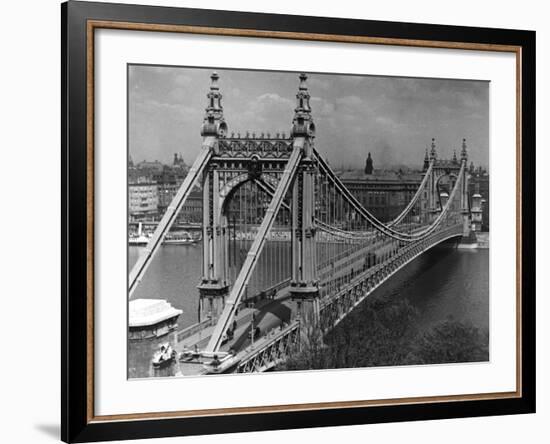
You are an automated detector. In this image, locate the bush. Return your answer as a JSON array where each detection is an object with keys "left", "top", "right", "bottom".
[
  {"left": 279, "top": 296, "right": 488, "bottom": 371},
  {"left": 406, "top": 318, "right": 489, "bottom": 365}
]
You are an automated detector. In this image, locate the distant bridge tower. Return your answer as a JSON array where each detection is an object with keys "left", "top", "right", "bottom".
[
  {"left": 460, "top": 138, "right": 471, "bottom": 236},
  {"left": 425, "top": 137, "right": 470, "bottom": 232},
  {"left": 289, "top": 74, "right": 320, "bottom": 324},
  {"left": 470, "top": 183, "right": 483, "bottom": 232},
  {"left": 198, "top": 72, "right": 230, "bottom": 321},
  {"left": 427, "top": 138, "right": 439, "bottom": 220},
  {"left": 423, "top": 148, "right": 430, "bottom": 171}
]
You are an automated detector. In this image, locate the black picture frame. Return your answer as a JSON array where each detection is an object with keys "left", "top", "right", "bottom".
[{"left": 61, "top": 1, "right": 536, "bottom": 442}]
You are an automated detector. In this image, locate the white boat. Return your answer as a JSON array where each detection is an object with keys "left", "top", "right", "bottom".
[
  {"left": 129, "top": 222, "right": 151, "bottom": 246},
  {"left": 163, "top": 231, "right": 196, "bottom": 245},
  {"left": 129, "top": 234, "right": 151, "bottom": 246},
  {"left": 457, "top": 242, "right": 479, "bottom": 250}
]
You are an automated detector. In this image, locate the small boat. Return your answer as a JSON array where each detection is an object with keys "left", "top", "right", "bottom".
[
  {"left": 163, "top": 231, "right": 196, "bottom": 245},
  {"left": 129, "top": 222, "right": 152, "bottom": 246},
  {"left": 179, "top": 349, "right": 200, "bottom": 362},
  {"left": 152, "top": 343, "right": 177, "bottom": 368},
  {"left": 129, "top": 234, "right": 151, "bottom": 246}
]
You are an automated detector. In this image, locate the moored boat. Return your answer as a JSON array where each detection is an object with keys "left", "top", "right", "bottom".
[
  {"left": 152, "top": 343, "right": 177, "bottom": 368},
  {"left": 129, "top": 234, "right": 151, "bottom": 246},
  {"left": 163, "top": 231, "right": 197, "bottom": 245},
  {"left": 129, "top": 222, "right": 152, "bottom": 246}
]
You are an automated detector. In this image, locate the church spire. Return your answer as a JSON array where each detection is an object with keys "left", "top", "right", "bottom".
[{"left": 365, "top": 152, "right": 373, "bottom": 175}]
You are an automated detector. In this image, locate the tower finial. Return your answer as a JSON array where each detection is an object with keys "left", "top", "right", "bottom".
[
  {"left": 423, "top": 147, "right": 430, "bottom": 171},
  {"left": 461, "top": 138, "right": 468, "bottom": 161},
  {"left": 201, "top": 71, "right": 228, "bottom": 137},
  {"left": 429, "top": 138, "right": 437, "bottom": 160},
  {"left": 291, "top": 73, "right": 315, "bottom": 138},
  {"left": 299, "top": 73, "right": 308, "bottom": 90},
  {"left": 210, "top": 71, "right": 219, "bottom": 90}
]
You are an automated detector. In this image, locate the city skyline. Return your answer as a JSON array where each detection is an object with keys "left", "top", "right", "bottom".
[{"left": 129, "top": 65, "right": 489, "bottom": 170}]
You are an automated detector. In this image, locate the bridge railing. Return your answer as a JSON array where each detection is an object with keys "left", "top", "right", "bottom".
[
  {"left": 236, "top": 320, "right": 300, "bottom": 373},
  {"left": 318, "top": 223, "right": 464, "bottom": 327},
  {"left": 176, "top": 317, "right": 214, "bottom": 343}
]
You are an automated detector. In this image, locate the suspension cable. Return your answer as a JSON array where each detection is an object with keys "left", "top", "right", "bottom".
[{"left": 314, "top": 149, "right": 465, "bottom": 242}]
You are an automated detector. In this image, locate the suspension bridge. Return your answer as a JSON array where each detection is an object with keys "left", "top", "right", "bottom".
[{"left": 129, "top": 72, "right": 473, "bottom": 375}]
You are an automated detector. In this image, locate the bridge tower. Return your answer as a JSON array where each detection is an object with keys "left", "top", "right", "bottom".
[
  {"left": 289, "top": 74, "right": 320, "bottom": 325},
  {"left": 197, "top": 72, "right": 230, "bottom": 321},
  {"left": 425, "top": 137, "right": 471, "bottom": 234},
  {"left": 427, "top": 138, "right": 439, "bottom": 221}
]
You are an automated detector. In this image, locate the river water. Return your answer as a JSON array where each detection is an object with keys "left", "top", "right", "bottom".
[
  {"left": 366, "top": 246, "right": 489, "bottom": 333},
  {"left": 129, "top": 243, "right": 488, "bottom": 377},
  {"left": 129, "top": 243, "right": 489, "bottom": 334}
]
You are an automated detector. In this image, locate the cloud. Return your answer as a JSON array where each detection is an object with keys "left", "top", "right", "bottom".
[
  {"left": 375, "top": 116, "right": 396, "bottom": 127},
  {"left": 308, "top": 77, "right": 331, "bottom": 90},
  {"left": 173, "top": 74, "right": 192, "bottom": 86},
  {"left": 255, "top": 93, "right": 294, "bottom": 108},
  {"left": 128, "top": 66, "right": 489, "bottom": 169},
  {"left": 227, "top": 93, "right": 295, "bottom": 134},
  {"left": 310, "top": 97, "right": 335, "bottom": 117},
  {"left": 335, "top": 95, "right": 364, "bottom": 108},
  {"left": 134, "top": 99, "right": 197, "bottom": 118}
]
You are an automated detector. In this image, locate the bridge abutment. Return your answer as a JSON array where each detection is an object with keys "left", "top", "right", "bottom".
[
  {"left": 291, "top": 286, "right": 320, "bottom": 324},
  {"left": 197, "top": 283, "right": 229, "bottom": 322}
]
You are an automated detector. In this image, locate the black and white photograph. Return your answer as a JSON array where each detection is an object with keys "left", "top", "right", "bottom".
[
  {"left": 127, "top": 66, "right": 490, "bottom": 379},
  {"left": 1, "top": 0, "right": 542, "bottom": 441}
]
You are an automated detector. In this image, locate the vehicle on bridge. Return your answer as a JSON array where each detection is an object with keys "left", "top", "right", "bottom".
[
  {"left": 248, "top": 326, "right": 261, "bottom": 341},
  {"left": 220, "top": 327, "right": 234, "bottom": 346}
]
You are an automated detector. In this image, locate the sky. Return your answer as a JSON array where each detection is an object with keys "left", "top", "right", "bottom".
[{"left": 128, "top": 65, "right": 489, "bottom": 170}]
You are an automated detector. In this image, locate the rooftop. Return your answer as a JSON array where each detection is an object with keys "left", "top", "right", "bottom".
[{"left": 338, "top": 169, "right": 424, "bottom": 183}]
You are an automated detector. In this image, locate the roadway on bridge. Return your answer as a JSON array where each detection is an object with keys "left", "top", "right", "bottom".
[{"left": 173, "top": 295, "right": 296, "bottom": 376}]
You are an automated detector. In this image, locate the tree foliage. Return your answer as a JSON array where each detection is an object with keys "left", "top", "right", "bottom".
[
  {"left": 407, "top": 318, "right": 489, "bottom": 365},
  {"left": 279, "top": 295, "right": 488, "bottom": 371}
]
